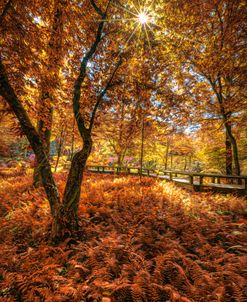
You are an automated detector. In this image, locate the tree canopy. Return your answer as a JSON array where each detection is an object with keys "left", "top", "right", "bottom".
[{"left": 0, "top": 0, "right": 246, "bottom": 239}]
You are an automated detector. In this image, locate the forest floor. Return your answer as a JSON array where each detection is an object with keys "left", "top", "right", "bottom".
[{"left": 0, "top": 172, "right": 246, "bottom": 302}]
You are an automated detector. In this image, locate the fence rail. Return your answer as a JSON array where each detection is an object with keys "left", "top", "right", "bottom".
[{"left": 85, "top": 165, "right": 247, "bottom": 195}]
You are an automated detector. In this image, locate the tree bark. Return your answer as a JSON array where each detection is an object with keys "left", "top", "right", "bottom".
[
  {"left": 61, "top": 136, "right": 92, "bottom": 231},
  {"left": 0, "top": 59, "right": 61, "bottom": 220},
  {"left": 117, "top": 153, "right": 122, "bottom": 167},
  {"left": 224, "top": 121, "right": 241, "bottom": 176},
  {"left": 207, "top": 76, "right": 241, "bottom": 176},
  {"left": 164, "top": 139, "right": 170, "bottom": 170},
  {"left": 140, "top": 112, "right": 145, "bottom": 173},
  {"left": 225, "top": 132, "right": 232, "bottom": 175},
  {"left": 70, "top": 117, "right": 75, "bottom": 161}
]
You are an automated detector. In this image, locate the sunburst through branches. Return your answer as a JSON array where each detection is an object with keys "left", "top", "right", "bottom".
[
  {"left": 138, "top": 12, "right": 149, "bottom": 24},
  {"left": 99, "top": 0, "right": 158, "bottom": 53}
]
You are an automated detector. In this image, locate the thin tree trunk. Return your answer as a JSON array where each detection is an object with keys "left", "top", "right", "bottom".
[
  {"left": 54, "top": 126, "right": 66, "bottom": 172},
  {"left": 225, "top": 132, "right": 232, "bottom": 175},
  {"left": 170, "top": 154, "right": 173, "bottom": 170},
  {"left": 224, "top": 121, "right": 240, "bottom": 176},
  {"left": 207, "top": 76, "right": 241, "bottom": 176},
  {"left": 184, "top": 157, "right": 187, "bottom": 171},
  {"left": 164, "top": 140, "right": 169, "bottom": 170},
  {"left": 188, "top": 155, "right": 191, "bottom": 171},
  {"left": 117, "top": 153, "right": 122, "bottom": 168},
  {"left": 140, "top": 112, "right": 145, "bottom": 173}
]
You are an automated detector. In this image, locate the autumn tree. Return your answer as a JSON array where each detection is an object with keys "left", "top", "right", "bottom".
[
  {"left": 159, "top": 0, "right": 247, "bottom": 175},
  {"left": 0, "top": 0, "right": 123, "bottom": 240},
  {"left": 96, "top": 98, "right": 139, "bottom": 167}
]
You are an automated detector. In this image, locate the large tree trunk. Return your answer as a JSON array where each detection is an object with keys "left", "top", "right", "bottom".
[{"left": 60, "top": 136, "right": 92, "bottom": 233}]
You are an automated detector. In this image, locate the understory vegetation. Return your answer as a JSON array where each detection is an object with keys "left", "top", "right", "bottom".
[{"left": 0, "top": 173, "right": 246, "bottom": 302}]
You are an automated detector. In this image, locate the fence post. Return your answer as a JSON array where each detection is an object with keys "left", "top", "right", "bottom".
[{"left": 244, "top": 178, "right": 247, "bottom": 190}]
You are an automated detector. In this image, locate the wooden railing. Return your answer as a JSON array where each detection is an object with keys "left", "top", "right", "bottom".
[{"left": 85, "top": 165, "right": 247, "bottom": 194}]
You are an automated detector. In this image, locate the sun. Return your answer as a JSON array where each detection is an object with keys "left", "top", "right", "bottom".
[
  {"left": 95, "top": 1, "right": 159, "bottom": 53},
  {"left": 138, "top": 12, "right": 149, "bottom": 24}
]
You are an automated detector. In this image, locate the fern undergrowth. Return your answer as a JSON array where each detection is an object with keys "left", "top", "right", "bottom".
[{"left": 0, "top": 173, "right": 246, "bottom": 302}]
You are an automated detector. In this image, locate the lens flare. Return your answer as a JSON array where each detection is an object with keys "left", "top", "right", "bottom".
[{"left": 138, "top": 12, "right": 148, "bottom": 24}]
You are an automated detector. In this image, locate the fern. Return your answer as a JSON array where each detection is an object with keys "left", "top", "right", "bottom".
[{"left": 1, "top": 173, "right": 247, "bottom": 301}]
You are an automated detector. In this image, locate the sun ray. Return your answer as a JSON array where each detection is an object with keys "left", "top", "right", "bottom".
[
  {"left": 146, "top": 22, "right": 156, "bottom": 36},
  {"left": 122, "top": 22, "right": 140, "bottom": 50},
  {"left": 110, "top": 1, "right": 138, "bottom": 18},
  {"left": 149, "top": 22, "right": 163, "bottom": 30},
  {"left": 143, "top": 0, "right": 150, "bottom": 11},
  {"left": 95, "top": 18, "right": 137, "bottom": 22},
  {"left": 115, "top": 21, "right": 140, "bottom": 59},
  {"left": 143, "top": 24, "right": 152, "bottom": 52},
  {"left": 129, "top": 0, "right": 141, "bottom": 15},
  {"left": 145, "top": 0, "right": 156, "bottom": 14},
  {"left": 136, "top": 0, "right": 142, "bottom": 11},
  {"left": 102, "top": 0, "right": 159, "bottom": 55}
]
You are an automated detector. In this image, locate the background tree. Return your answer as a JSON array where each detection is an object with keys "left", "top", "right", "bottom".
[{"left": 159, "top": 0, "right": 247, "bottom": 175}]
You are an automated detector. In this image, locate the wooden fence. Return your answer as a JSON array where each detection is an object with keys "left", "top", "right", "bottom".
[{"left": 85, "top": 165, "right": 247, "bottom": 196}]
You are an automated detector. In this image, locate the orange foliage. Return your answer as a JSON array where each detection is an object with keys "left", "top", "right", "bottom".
[{"left": 0, "top": 173, "right": 246, "bottom": 301}]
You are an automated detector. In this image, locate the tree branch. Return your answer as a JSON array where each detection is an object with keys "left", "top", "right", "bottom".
[
  {"left": 89, "top": 57, "right": 122, "bottom": 133},
  {"left": 0, "top": 0, "right": 12, "bottom": 26},
  {"left": 90, "top": 0, "right": 104, "bottom": 16},
  {"left": 73, "top": 3, "right": 109, "bottom": 141}
]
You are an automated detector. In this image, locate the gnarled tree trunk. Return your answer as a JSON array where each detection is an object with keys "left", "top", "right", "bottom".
[{"left": 1, "top": 0, "right": 119, "bottom": 243}]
